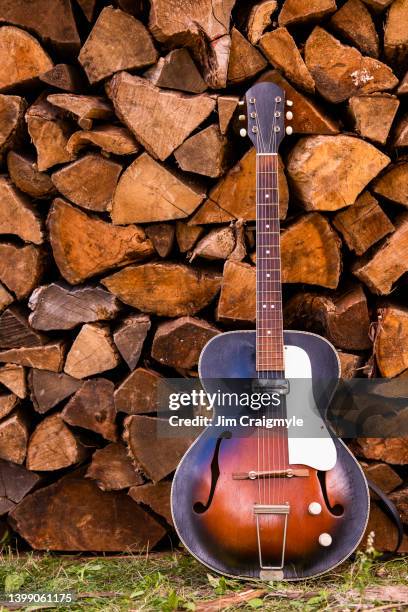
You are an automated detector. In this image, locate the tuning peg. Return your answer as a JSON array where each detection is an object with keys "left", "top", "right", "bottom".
[
  {"left": 239, "top": 114, "right": 246, "bottom": 121},
  {"left": 286, "top": 111, "right": 293, "bottom": 120},
  {"left": 286, "top": 100, "right": 293, "bottom": 107},
  {"left": 240, "top": 128, "right": 247, "bottom": 137},
  {"left": 286, "top": 126, "right": 293, "bottom": 135},
  {"left": 238, "top": 100, "right": 245, "bottom": 106}
]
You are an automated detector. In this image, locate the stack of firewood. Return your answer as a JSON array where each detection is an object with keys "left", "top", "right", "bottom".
[{"left": 0, "top": 0, "right": 407, "bottom": 553}]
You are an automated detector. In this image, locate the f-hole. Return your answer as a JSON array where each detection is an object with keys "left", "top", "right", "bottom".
[
  {"left": 193, "top": 431, "right": 232, "bottom": 514},
  {"left": 317, "top": 471, "right": 344, "bottom": 517}
]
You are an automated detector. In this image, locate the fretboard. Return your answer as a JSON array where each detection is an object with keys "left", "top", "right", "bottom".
[{"left": 256, "top": 153, "right": 284, "bottom": 373}]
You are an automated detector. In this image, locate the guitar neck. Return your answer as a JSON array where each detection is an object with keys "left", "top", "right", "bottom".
[{"left": 256, "top": 153, "right": 284, "bottom": 374}]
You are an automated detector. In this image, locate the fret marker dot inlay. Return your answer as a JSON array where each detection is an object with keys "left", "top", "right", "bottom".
[
  {"left": 263, "top": 305, "right": 266, "bottom": 308},
  {"left": 266, "top": 224, "right": 269, "bottom": 228},
  {"left": 266, "top": 250, "right": 270, "bottom": 254}
]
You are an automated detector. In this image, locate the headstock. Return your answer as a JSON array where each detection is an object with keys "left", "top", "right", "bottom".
[{"left": 238, "top": 82, "right": 294, "bottom": 154}]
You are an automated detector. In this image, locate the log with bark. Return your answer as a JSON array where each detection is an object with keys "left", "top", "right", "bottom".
[{"left": 0, "top": 0, "right": 405, "bottom": 554}]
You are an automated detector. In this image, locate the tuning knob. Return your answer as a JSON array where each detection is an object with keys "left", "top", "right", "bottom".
[
  {"left": 319, "top": 533, "right": 332, "bottom": 547},
  {"left": 286, "top": 111, "right": 293, "bottom": 120},
  {"left": 240, "top": 128, "right": 247, "bottom": 137},
  {"left": 238, "top": 100, "right": 245, "bottom": 106},
  {"left": 308, "top": 502, "right": 322, "bottom": 515},
  {"left": 286, "top": 100, "right": 294, "bottom": 107},
  {"left": 239, "top": 114, "right": 246, "bottom": 121},
  {"left": 286, "top": 126, "right": 293, "bottom": 135}
]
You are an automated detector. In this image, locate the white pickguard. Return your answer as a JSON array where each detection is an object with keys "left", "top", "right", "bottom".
[{"left": 284, "top": 345, "right": 337, "bottom": 471}]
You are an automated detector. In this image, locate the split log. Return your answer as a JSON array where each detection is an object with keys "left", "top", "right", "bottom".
[
  {"left": 0, "top": 306, "right": 46, "bottom": 348},
  {"left": 111, "top": 153, "right": 204, "bottom": 224},
  {"left": 190, "top": 149, "right": 288, "bottom": 224},
  {"left": 62, "top": 379, "right": 118, "bottom": 441},
  {"left": 26, "top": 97, "right": 75, "bottom": 171},
  {"left": 0, "top": 365, "right": 26, "bottom": 398},
  {"left": 217, "top": 96, "right": 239, "bottom": 135},
  {"left": 394, "top": 115, "right": 408, "bottom": 148},
  {"left": 283, "top": 285, "right": 371, "bottom": 350},
  {"left": 152, "top": 317, "right": 220, "bottom": 369},
  {"left": 333, "top": 191, "right": 394, "bottom": 255},
  {"left": 0, "top": 26, "right": 53, "bottom": 92},
  {"left": 51, "top": 154, "right": 122, "bottom": 212},
  {"left": 0, "top": 460, "right": 39, "bottom": 515},
  {"left": 217, "top": 261, "right": 256, "bottom": 324},
  {"left": 348, "top": 94, "right": 399, "bottom": 145},
  {"left": 384, "top": 0, "right": 408, "bottom": 66},
  {"left": 29, "top": 369, "right": 81, "bottom": 414},
  {"left": 198, "top": 34, "right": 231, "bottom": 90},
  {"left": 362, "top": 463, "right": 403, "bottom": 494},
  {"left": 305, "top": 27, "right": 398, "bottom": 104},
  {"left": 247, "top": 1, "right": 277, "bottom": 44},
  {"left": 7, "top": 151, "right": 56, "bottom": 199},
  {"left": 364, "top": 503, "right": 408, "bottom": 552},
  {"left": 374, "top": 305, "right": 408, "bottom": 377},
  {"left": 66, "top": 125, "right": 139, "bottom": 157},
  {"left": 259, "top": 70, "right": 340, "bottom": 135},
  {"left": 389, "top": 488, "right": 408, "bottom": 525},
  {"left": 47, "top": 94, "right": 113, "bottom": 130},
  {"left": 28, "top": 283, "right": 120, "bottom": 331},
  {"left": 0, "top": 95, "right": 25, "bottom": 161},
  {"left": 190, "top": 227, "right": 236, "bottom": 261},
  {"left": 0, "top": 243, "right": 44, "bottom": 299},
  {"left": 47, "top": 199, "right": 153, "bottom": 284},
  {"left": 108, "top": 72, "right": 216, "bottom": 161},
  {"left": 0, "top": 177, "right": 43, "bottom": 244},
  {"left": 0, "top": 284, "right": 13, "bottom": 313},
  {"left": 286, "top": 135, "right": 390, "bottom": 211},
  {"left": 227, "top": 27, "right": 267, "bottom": 85},
  {"left": 176, "top": 222, "right": 204, "bottom": 253},
  {"left": 0, "top": 412, "right": 28, "bottom": 464},
  {"left": 86, "top": 443, "right": 143, "bottom": 491},
  {"left": 0, "top": 342, "right": 65, "bottom": 371},
  {"left": 357, "top": 438, "right": 408, "bottom": 465},
  {"left": 9, "top": 473, "right": 166, "bottom": 551},
  {"left": 373, "top": 162, "right": 408, "bottom": 206},
  {"left": 330, "top": 0, "right": 379, "bottom": 58},
  {"left": 64, "top": 324, "right": 120, "bottom": 379},
  {"left": 144, "top": 49, "right": 206, "bottom": 93},
  {"left": 279, "top": 0, "right": 336, "bottom": 25},
  {"left": 76, "top": 0, "right": 97, "bottom": 21},
  {"left": 129, "top": 481, "right": 172, "bottom": 525},
  {"left": 26, "top": 414, "right": 87, "bottom": 471},
  {"left": 175, "top": 125, "right": 231, "bottom": 178},
  {"left": 0, "top": 0, "right": 80, "bottom": 55},
  {"left": 146, "top": 224, "right": 175, "bottom": 258},
  {"left": 113, "top": 314, "right": 150, "bottom": 371},
  {"left": 338, "top": 352, "right": 364, "bottom": 378},
  {"left": 281, "top": 214, "right": 341, "bottom": 289},
  {"left": 0, "top": 394, "right": 19, "bottom": 420},
  {"left": 39, "top": 64, "right": 86, "bottom": 93},
  {"left": 259, "top": 28, "right": 315, "bottom": 94},
  {"left": 362, "top": 0, "right": 393, "bottom": 10},
  {"left": 123, "top": 414, "right": 192, "bottom": 482},
  {"left": 353, "top": 214, "right": 408, "bottom": 294},
  {"left": 114, "top": 367, "right": 162, "bottom": 415},
  {"left": 148, "top": 0, "right": 233, "bottom": 46},
  {"left": 79, "top": 7, "right": 157, "bottom": 84},
  {"left": 102, "top": 263, "right": 221, "bottom": 317}
]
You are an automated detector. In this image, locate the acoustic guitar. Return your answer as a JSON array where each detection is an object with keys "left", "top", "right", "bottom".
[{"left": 171, "top": 81, "right": 370, "bottom": 580}]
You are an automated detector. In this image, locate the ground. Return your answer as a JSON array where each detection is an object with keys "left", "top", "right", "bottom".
[{"left": 0, "top": 547, "right": 407, "bottom": 611}]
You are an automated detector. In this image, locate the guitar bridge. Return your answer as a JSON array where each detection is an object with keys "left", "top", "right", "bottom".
[{"left": 254, "top": 503, "right": 290, "bottom": 570}]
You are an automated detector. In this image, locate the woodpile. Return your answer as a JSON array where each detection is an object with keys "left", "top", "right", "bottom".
[{"left": 0, "top": 0, "right": 407, "bottom": 554}]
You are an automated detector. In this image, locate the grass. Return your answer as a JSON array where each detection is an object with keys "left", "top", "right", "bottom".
[{"left": 0, "top": 545, "right": 406, "bottom": 611}]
